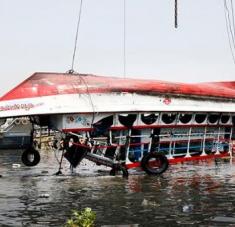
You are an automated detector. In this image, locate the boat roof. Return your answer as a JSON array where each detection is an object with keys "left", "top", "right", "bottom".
[{"left": 1, "top": 72, "right": 235, "bottom": 101}]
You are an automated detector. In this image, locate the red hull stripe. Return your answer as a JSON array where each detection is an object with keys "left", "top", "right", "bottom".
[
  {"left": 125, "top": 153, "right": 230, "bottom": 169},
  {"left": 1, "top": 72, "right": 235, "bottom": 101},
  {"left": 71, "top": 142, "right": 230, "bottom": 169}
]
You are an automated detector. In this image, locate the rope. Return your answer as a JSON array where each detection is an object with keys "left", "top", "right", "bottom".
[{"left": 70, "top": 0, "right": 83, "bottom": 74}]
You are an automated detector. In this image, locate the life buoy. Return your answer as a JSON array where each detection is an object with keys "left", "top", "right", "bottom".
[
  {"left": 21, "top": 147, "right": 41, "bottom": 166},
  {"left": 141, "top": 152, "right": 169, "bottom": 175}
]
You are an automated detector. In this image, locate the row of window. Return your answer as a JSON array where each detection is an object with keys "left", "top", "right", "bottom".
[
  {"left": 139, "top": 113, "right": 233, "bottom": 125},
  {"left": 94, "top": 112, "right": 235, "bottom": 129},
  {"left": 159, "top": 113, "right": 232, "bottom": 125}
]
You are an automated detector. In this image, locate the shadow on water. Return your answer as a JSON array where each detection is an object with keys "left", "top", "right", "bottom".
[{"left": 0, "top": 149, "right": 235, "bottom": 226}]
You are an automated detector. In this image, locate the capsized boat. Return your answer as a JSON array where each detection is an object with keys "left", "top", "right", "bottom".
[
  {"left": 1, "top": 72, "right": 235, "bottom": 117},
  {"left": 0, "top": 72, "right": 235, "bottom": 176}
]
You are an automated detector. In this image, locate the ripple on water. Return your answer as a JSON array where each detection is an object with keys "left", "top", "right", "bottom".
[{"left": 0, "top": 150, "right": 235, "bottom": 226}]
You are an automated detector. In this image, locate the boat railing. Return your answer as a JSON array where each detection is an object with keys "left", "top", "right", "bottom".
[{"left": 67, "top": 126, "right": 233, "bottom": 162}]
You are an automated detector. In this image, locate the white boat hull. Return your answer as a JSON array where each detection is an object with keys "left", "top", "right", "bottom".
[{"left": 0, "top": 92, "right": 235, "bottom": 119}]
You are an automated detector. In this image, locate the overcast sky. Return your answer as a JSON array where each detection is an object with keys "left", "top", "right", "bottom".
[{"left": 0, "top": 0, "right": 234, "bottom": 96}]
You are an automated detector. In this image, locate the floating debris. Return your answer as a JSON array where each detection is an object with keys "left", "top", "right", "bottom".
[
  {"left": 211, "top": 216, "right": 235, "bottom": 223},
  {"left": 39, "top": 193, "right": 50, "bottom": 198},
  {"left": 101, "top": 225, "right": 139, "bottom": 227},
  {"left": 182, "top": 204, "right": 194, "bottom": 213},
  {"left": 41, "top": 170, "right": 49, "bottom": 174},
  {"left": 141, "top": 199, "right": 148, "bottom": 206},
  {"left": 12, "top": 164, "right": 21, "bottom": 168},
  {"left": 141, "top": 198, "right": 160, "bottom": 207}
]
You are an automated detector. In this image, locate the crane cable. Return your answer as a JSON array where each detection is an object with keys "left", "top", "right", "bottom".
[
  {"left": 67, "top": 0, "right": 96, "bottom": 131},
  {"left": 175, "top": 0, "right": 178, "bottom": 28},
  {"left": 230, "top": 0, "right": 235, "bottom": 34},
  {"left": 224, "top": 0, "right": 235, "bottom": 47},
  {"left": 69, "top": 0, "right": 83, "bottom": 74},
  {"left": 123, "top": 0, "right": 126, "bottom": 78},
  {"left": 223, "top": 0, "right": 235, "bottom": 64}
]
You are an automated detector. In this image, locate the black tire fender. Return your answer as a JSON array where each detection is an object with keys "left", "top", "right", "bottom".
[
  {"left": 141, "top": 152, "right": 169, "bottom": 175},
  {"left": 21, "top": 147, "right": 41, "bottom": 166}
]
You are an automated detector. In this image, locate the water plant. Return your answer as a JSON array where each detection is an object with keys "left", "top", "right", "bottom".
[{"left": 65, "top": 208, "right": 96, "bottom": 227}]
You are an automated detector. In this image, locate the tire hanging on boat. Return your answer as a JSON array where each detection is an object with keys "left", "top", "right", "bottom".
[
  {"left": 21, "top": 147, "right": 41, "bottom": 166},
  {"left": 141, "top": 152, "right": 169, "bottom": 175}
]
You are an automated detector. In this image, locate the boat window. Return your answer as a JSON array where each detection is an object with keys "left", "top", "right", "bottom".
[
  {"left": 179, "top": 114, "right": 192, "bottom": 124},
  {"left": 36, "top": 115, "right": 51, "bottom": 127},
  {"left": 118, "top": 114, "right": 137, "bottom": 127},
  {"left": 195, "top": 114, "right": 207, "bottom": 124},
  {"left": 221, "top": 115, "right": 230, "bottom": 124},
  {"left": 232, "top": 116, "right": 235, "bottom": 125},
  {"left": 128, "top": 129, "right": 142, "bottom": 162},
  {"left": 111, "top": 130, "right": 126, "bottom": 144},
  {"left": 224, "top": 127, "right": 231, "bottom": 139},
  {"left": 161, "top": 113, "right": 177, "bottom": 124},
  {"left": 92, "top": 115, "right": 113, "bottom": 136},
  {"left": 208, "top": 114, "right": 219, "bottom": 124},
  {"left": 151, "top": 128, "right": 160, "bottom": 152},
  {"left": 141, "top": 113, "right": 158, "bottom": 125}
]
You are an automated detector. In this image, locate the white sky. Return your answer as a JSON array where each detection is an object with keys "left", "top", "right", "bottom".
[{"left": 0, "top": 0, "right": 235, "bottom": 96}]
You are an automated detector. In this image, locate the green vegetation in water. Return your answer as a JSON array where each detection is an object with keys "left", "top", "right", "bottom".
[{"left": 65, "top": 208, "right": 96, "bottom": 227}]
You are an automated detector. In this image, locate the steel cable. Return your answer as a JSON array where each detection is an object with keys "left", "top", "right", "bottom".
[
  {"left": 70, "top": 0, "right": 83, "bottom": 73},
  {"left": 224, "top": 0, "right": 235, "bottom": 64}
]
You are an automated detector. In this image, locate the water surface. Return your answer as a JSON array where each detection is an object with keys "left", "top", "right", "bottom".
[{"left": 0, "top": 150, "right": 235, "bottom": 226}]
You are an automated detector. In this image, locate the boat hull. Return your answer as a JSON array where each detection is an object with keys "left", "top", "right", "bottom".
[{"left": 0, "top": 92, "right": 234, "bottom": 119}]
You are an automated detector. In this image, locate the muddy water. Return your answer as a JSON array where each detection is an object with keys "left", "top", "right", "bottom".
[{"left": 0, "top": 150, "right": 235, "bottom": 227}]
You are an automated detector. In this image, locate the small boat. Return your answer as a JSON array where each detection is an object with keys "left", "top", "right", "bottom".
[{"left": 0, "top": 118, "right": 32, "bottom": 149}]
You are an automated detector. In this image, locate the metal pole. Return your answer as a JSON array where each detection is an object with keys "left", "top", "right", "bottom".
[
  {"left": 125, "top": 129, "right": 132, "bottom": 163},
  {"left": 215, "top": 127, "right": 221, "bottom": 155},
  {"left": 168, "top": 129, "right": 174, "bottom": 159},
  {"left": 201, "top": 126, "right": 207, "bottom": 156},
  {"left": 185, "top": 127, "right": 192, "bottom": 157},
  {"left": 148, "top": 129, "right": 154, "bottom": 153},
  {"left": 229, "top": 127, "right": 233, "bottom": 158},
  {"left": 172, "top": 141, "right": 176, "bottom": 157},
  {"left": 168, "top": 140, "right": 174, "bottom": 159}
]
